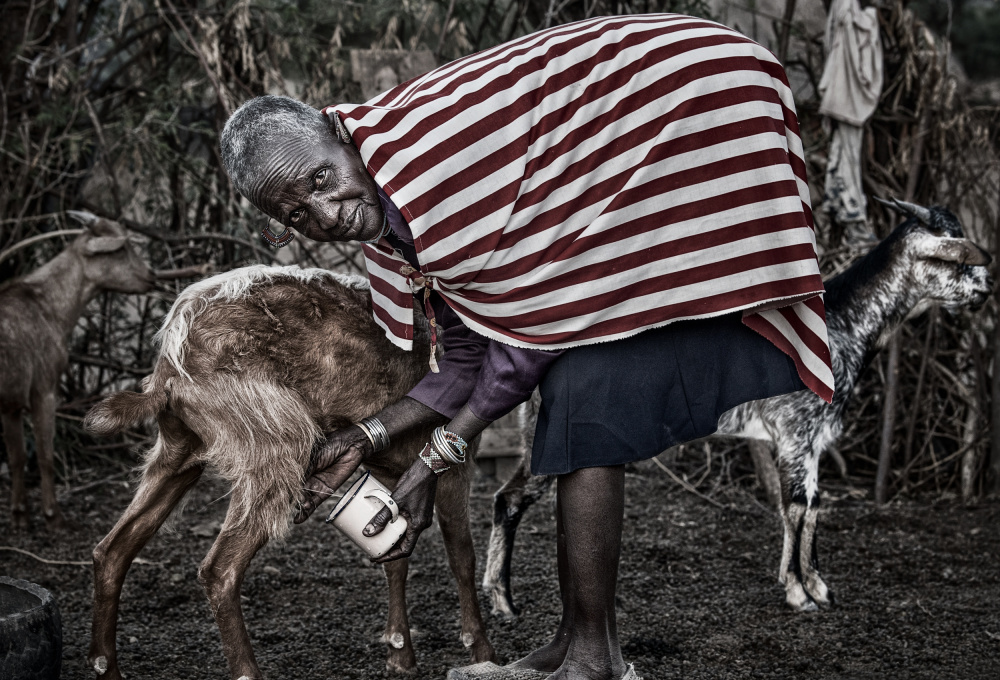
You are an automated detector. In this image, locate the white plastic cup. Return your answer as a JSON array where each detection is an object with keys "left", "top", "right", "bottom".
[{"left": 326, "top": 471, "right": 407, "bottom": 559}]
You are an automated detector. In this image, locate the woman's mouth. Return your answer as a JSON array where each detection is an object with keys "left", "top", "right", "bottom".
[{"left": 346, "top": 204, "right": 363, "bottom": 237}]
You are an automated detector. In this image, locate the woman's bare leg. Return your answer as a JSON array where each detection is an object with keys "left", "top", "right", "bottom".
[
  {"left": 514, "top": 465, "right": 627, "bottom": 680},
  {"left": 509, "top": 482, "right": 572, "bottom": 672}
]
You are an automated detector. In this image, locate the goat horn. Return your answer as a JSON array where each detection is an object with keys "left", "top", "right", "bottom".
[
  {"left": 66, "top": 210, "right": 99, "bottom": 227},
  {"left": 873, "top": 197, "right": 932, "bottom": 226}
]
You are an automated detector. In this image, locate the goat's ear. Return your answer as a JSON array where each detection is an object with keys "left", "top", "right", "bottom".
[
  {"left": 84, "top": 236, "right": 128, "bottom": 255},
  {"left": 873, "top": 197, "right": 932, "bottom": 226},
  {"left": 917, "top": 237, "right": 992, "bottom": 266}
]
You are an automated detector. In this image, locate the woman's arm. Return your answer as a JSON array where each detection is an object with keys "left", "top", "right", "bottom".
[
  {"left": 294, "top": 299, "right": 486, "bottom": 523},
  {"left": 365, "top": 343, "right": 563, "bottom": 563},
  {"left": 364, "top": 404, "right": 491, "bottom": 563},
  {"left": 293, "top": 397, "right": 446, "bottom": 523}
]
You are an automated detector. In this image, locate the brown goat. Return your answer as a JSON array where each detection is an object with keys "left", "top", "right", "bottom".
[
  {"left": 0, "top": 211, "right": 154, "bottom": 529},
  {"left": 84, "top": 265, "right": 495, "bottom": 679}
]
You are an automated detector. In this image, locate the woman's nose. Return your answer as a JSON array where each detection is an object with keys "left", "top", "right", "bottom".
[{"left": 314, "top": 199, "right": 342, "bottom": 226}]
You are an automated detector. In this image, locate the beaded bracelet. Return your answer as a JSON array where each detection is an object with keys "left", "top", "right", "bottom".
[
  {"left": 355, "top": 416, "right": 390, "bottom": 453},
  {"left": 418, "top": 442, "right": 451, "bottom": 475}
]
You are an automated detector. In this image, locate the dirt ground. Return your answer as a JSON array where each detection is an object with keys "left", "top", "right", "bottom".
[{"left": 2, "top": 459, "right": 1000, "bottom": 680}]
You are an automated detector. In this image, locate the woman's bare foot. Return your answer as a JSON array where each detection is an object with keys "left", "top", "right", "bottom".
[{"left": 508, "top": 629, "right": 570, "bottom": 673}]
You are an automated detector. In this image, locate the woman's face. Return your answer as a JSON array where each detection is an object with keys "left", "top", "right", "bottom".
[{"left": 249, "top": 130, "right": 385, "bottom": 243}]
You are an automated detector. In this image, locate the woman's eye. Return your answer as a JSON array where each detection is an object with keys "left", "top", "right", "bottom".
[
  {"left": 289, "top": 209, "right": 304, "bottom": 224},
  {"left": 315, "top": 168, "right": 328, "bottom": 187}
]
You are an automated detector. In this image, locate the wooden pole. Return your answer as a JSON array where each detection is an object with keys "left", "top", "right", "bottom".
[
  {"left": 778, "top": 0, "right": 798, "bottom": 65},
  {"left": 989, "top": 170, "right": 1000, "bottom": 495},
  {"left": 875, "top": 115, "right": 928, "bottom": 504},
  {"left": 875, "top": 337, "right": 900, "bottom": 504},
  {"left": 748, "top": 441, "right": 782, "bottom": 508}
]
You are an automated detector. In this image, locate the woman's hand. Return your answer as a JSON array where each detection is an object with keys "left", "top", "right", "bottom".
[
  {"left": 294, "top": 426, "right": 371, "bottom": 523},
  {"left": 364, "top": 455, "right": 438, "bottom": 563}
]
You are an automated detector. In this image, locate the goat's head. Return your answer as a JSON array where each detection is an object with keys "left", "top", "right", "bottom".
[
  {"left": 67, "top": 211, "right": 156, "bottom": 294},
  {"left": 877, "top": 198, "right": 993, "bottom": 314}
]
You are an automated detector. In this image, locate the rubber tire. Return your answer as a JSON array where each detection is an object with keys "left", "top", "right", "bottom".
[{"left": 0, "top": 576, "right": 62, "bottom": 679}]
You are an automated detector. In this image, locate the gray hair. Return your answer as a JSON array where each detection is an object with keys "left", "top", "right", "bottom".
[{"left": 220, "top": 95, "right": 329, "bottom": 205}]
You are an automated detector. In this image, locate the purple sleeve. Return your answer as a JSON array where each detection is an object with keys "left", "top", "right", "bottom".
[
  {"left": 466, "top": 342, "right": 563, "bottom": 422},
  {"left": 406, "top": 295, "right": 563, "bottom": 421},
  {"left": 406, "top": 297, "right": 489, "bottom": 418}
]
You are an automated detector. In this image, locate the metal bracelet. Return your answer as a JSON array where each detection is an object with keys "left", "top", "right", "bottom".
[
  {"left": 431, "top": 428, "right": 460, "bottom": 464},
  {"left": 356, "top": 416, "right": 390, "bottom": 453},
  {"left": 432, "top": 426, "right": 467, "bottom": 465},
  {"left": 418, "top": 442, "right": 450, "bottom": 475},
  {"left": 355, "top": 420, "right": 377, "bottom": 451}
]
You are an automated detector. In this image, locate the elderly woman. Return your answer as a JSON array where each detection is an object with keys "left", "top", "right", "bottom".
[{"left": 220, "top": 14, "right": 832, "bottom": 680}]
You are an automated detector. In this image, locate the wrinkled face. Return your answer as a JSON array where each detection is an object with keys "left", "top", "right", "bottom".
[{"left": 249, "top": 130, "right": 385, "bottom": 243}]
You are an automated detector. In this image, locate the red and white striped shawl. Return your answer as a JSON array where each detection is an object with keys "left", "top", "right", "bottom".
[{"left": 324, "top": 14, "right": 835, "bottom": 402}]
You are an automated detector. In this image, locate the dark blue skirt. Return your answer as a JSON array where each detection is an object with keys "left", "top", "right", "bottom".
[{"left": 530, "top": 312, "right": 805, "bottom": 475}]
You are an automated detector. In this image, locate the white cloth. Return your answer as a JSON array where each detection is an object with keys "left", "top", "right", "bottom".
[
  {"left": 823, "top": 122, "right": 867, "bottom": 225},
  {"left": 818, "top": 0, "right": 883, "bottom": 126}
]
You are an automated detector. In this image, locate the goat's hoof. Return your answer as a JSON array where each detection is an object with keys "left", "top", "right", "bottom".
[
  {"left": 489, "top": 595, "right": 520, "bottom": 621},
  {"left": 469, "top": 640, "right": 498, "bottom": 664},
  {"left": 803, "top": 578, "right": 832, "bottom": 608},
  {"left": 809, "top": 593, "right": 832, "bottom": 609},
  {"left": 790, "top": 598, "right": 819, "bottom": 613},
  {"left": 385, "top": 643, "right": 417, "bottom": 674},
  {"left": 784, "top": 584, "right": 819, "bottom": 612},
  {"left": 11, "top": 509, "right": 29, "bottom": 531},
  {"left": 385, "top": 655, "right": 417, "bottom": 675},
  {"left": 45, "top": 511, "right": 75, "bottom": 532}
]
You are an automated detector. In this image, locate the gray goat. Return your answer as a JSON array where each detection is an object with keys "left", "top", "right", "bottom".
[
  {"left": 483, "top": 200, "right": 993, "bottom": 615},
  {"left": 84, "top": 266, "right": 495, "bottom": 679},
  {"left": 0, "top": 212, "right": 155, "bottom": 529}
]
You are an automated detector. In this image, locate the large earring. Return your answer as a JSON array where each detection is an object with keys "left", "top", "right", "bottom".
[
  {"left": 262, "top": 219, "right": 295, "bottom": 248},
  {"left": 333, "top": 114, "right": 352, "bottom": 144}
]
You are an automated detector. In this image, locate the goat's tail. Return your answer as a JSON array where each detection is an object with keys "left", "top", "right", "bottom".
[{"left": 84, "top": 372, "right": 170, "bottom": 437}]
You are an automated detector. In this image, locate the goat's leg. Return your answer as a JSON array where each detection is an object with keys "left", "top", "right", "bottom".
[
  {"left": 198, "top": 497, "right": 270, "bottom": 680},
  {"left": 777, "top": 449, "right": 830, "bottom": 611},
  {"left": 796, "top": 500, "right": 831, "bottom": 606},
  {"left": 779, "top": 499, "right": 831, "bottom": 611},
  {"left": 381, "top": 557, "right": 417, "bottom": 673},
  {"left": 778, "top": 502, "right": 816, "bottom": 611},
  {"left": 30, "top": 391, "right": 64, "bottom": 528},
  {"left": 89, "top": 461, "right": 204, "bottom": 679},
  {"left": 483, "top": 455, "right": 554, "bottom": 618},
  {"left": 437, "top": 476, "right": 497, "bottom": 664},
  {"left": 2, "top": 412, "right": 29, "bottom": 530}
]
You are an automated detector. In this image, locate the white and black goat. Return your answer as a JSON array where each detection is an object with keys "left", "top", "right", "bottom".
[
  {"left": 84, "top": 266, "right": 495, "bottom": 679},
  {"left": 483, "top": 200, "right": 993, "bottom": 614},
  {"left": 0, "top": 212, "right": 155, "bottom": 529}
]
